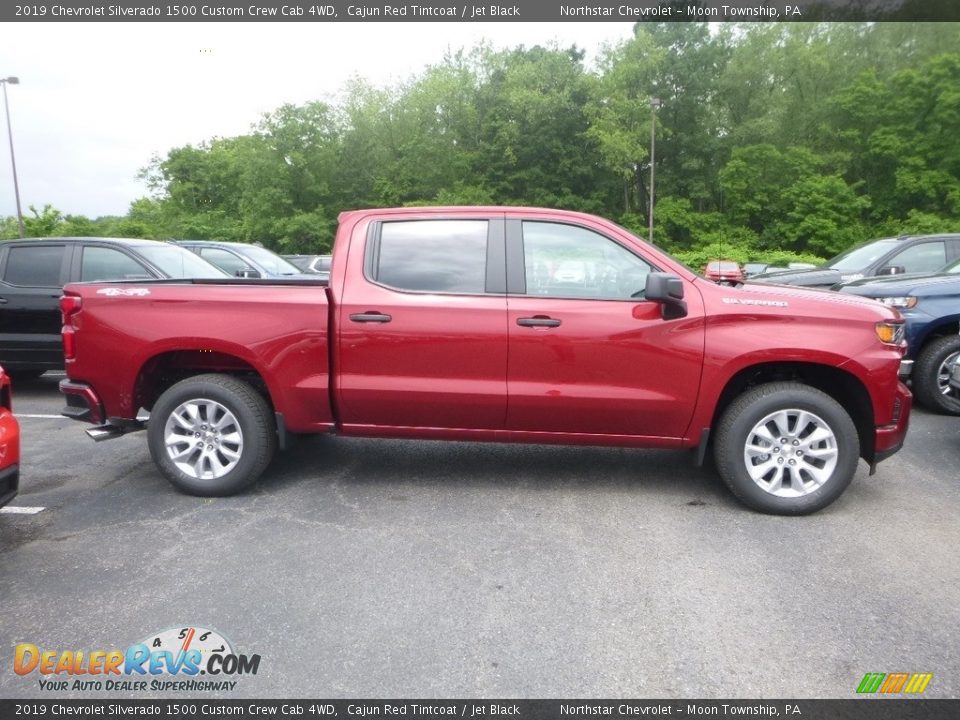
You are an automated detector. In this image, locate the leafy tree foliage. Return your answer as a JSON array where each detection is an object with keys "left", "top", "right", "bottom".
[{"left": 4, "top": 23, "right": 960, "bottom": 270}]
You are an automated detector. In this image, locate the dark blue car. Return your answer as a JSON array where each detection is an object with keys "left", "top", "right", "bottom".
[{"left": 839, "top": 259, "right": 960, "bottom": 414}]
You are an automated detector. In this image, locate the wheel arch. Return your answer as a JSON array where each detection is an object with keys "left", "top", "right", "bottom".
[
  {"left": 133, "top": 349, "right": 275, "bottom": 418},
  {"left": 912, "top": 317, "right": 960, "bottom": 353},
  {"left": 709, "top": 362, "right": 875, "bottom": 462}
]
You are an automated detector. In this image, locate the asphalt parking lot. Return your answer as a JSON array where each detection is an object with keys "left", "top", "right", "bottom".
[{"left": 1, "top": 372, "right": 959, "bottom": 700}]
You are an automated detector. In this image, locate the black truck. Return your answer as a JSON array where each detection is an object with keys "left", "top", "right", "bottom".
[{"left": 0, "top": 237, "right": 226, "bottom": 379}]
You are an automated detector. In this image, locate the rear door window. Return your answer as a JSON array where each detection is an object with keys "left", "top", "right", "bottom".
[
  {"left": 372, "top": 220, "right": 489, "bottom": 294},
  {"left": 3, "top": 244, "right": 67, "bottom": 287}
]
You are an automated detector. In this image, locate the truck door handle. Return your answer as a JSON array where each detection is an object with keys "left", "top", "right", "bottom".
[
  {"left": 350, "top": 312, "right": 392, "bottom": 323},
  {"left": 0, "top": 297, "right": 7, "bottom": 304},
  {"left": 517, "top": 316, "right": 561, "bottom": 328}
]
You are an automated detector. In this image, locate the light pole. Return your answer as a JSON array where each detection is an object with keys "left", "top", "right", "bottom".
[
  {"left": 648, "top": 97, "right": 661, "bottom": 244},
  {"left": 1, "top": 76, "right": 24, "bottom": 238}
]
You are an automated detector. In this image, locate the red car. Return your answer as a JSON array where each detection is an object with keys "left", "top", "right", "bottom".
[
  {"left": 0, "top": 366, "right": 20, "bottom": 508},
  {"left": 703, "top": 260, "right": 745, "bottom": 285}
]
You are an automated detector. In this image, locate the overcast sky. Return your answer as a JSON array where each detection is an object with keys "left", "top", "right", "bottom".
[{"left": 0, "top": 22, "right": 635, "bottom": 219}]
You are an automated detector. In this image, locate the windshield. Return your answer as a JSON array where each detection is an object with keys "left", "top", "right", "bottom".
[
  {"left": 707, "top": 261, "right": 740, "bottom": 271},
  {"left": 827, "top": 238, "right": 900, "bottom": 272},
  {"left": 136, "top": 245, "right": 230, "bottom": 279},
  {"left": 240, "top": 246, "right": 302, "bottom": 276}
]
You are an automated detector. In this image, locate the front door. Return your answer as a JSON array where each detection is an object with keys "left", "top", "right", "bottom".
[{"left": 505, "top": 219, "right": 705, "bottom": 440}]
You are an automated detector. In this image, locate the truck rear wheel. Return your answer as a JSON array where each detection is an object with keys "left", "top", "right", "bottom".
[
  {"left": 713, "top": 383, "right": 859, "bottom": 515},
  {"left": 147, "top": 374, "right": 276, "bottom": 496},
  {"left": 912, "top": 335, "right": 960, "bottom": 415}
]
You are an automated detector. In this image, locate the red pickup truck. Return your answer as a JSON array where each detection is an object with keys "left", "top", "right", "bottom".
[{"left": 60, "top": 207, "right": 911, "bottom": 515}]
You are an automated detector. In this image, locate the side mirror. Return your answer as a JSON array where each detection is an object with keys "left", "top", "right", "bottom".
[
  {"left": 877, "top": 265, "right": 905, "bottom": 276},
  {"left": 236, "top": 267, "right": 261, "bottom": 279},
  {"left": 645, "top": 272, "right": 687, "bottom": 320}
]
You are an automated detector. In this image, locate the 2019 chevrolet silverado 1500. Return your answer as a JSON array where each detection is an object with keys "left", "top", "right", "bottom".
[{"left": 59, "top": 207, "right": 912, "bottom": 515}]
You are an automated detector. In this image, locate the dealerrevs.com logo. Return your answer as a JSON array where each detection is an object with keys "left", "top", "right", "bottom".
[{"left": 14, "top": 626, "right": 261, "bottom": 692}]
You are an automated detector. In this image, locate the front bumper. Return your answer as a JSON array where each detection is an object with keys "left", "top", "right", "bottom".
[{"left": 873, "top": 381, "right": 912, "bottom": 468}]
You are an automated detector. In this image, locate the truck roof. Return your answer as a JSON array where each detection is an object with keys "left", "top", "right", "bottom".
[{"left": 336, "top": 206, "right": 605, "bottom": 223}]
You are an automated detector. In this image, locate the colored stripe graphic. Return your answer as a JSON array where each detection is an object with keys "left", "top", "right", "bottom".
[
  {"left": 880, "top": 672, "right": 909, "bottom": 693},
  {"left": 904, "top": 673, "right": 933, "bottom": 694},
  {"left": 857, "top": 672, "right": 932, "bottom": 694},
  {"left": 857, "top": 673, "right": 885, "bottom": 693}
]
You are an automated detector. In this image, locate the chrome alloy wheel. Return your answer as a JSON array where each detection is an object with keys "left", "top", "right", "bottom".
[
  {"left": 742, "top": 409, "right": 839, "bottom": 498},
  {"left": 163, "top": 398, "right": 243, "bottom": 480},
  {"left": 937, "top": 350, "right": 960, "bottom": 396}
]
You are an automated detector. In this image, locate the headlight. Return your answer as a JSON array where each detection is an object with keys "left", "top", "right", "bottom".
[
  {"left": 876, "top": 322, "right": 906, "bottom": 345},
  {"left": 873, "top": 296, "right": 917, "bottom": 309}
]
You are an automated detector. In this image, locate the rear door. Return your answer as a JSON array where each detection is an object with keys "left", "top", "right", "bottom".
[
  {"left": 0, "top": 242, "right": 71, "bottom": 368},
  {"left": 336, "top": 214, "right": 508, "bottom": 430},
  {"left": 505, "top": 218, "right": 705, "bottom": 440}
]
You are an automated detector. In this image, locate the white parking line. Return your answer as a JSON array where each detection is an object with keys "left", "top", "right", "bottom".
[
  {"left": 0, "top": 506, "right": 46, "bottom": 514},
  {"left": 16, "top": 414, "right": 67, "bottom": 419}
]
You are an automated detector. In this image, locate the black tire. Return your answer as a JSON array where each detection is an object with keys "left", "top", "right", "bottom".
[
  {"left": 147, "top": 374, "right": 276, "bottom": 496},
  {"left": 912, "top": 335, "right": 960, "bottom": 415},
  {"left": 713, "top": 382, "right": 860, "bottom": 515}
]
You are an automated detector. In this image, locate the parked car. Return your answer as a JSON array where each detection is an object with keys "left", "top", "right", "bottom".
[
  {"left": 831, "top": 256, "right": 958, "bottom": 289},
  {"left": 753, "top": 234, "right": 960, "bottom": 288},
  {"left": 284, "top": 254, "right": 332, "bottom": 279},
  {"left": 0, "top": 237, "right": 228, "bottom": 380},
  {"left": 552, "top": 260, "right": 588, "bottom": 284},
  {"left": 179, "top": 241, "right": 302, "bottom": 278},
  {"left": 743, "top": 262, "right": 769, "bottom": 278},
  {"left": 702, "top": 260, "right": 745, "bottom": 285},
  {"left": 0, "top": 365, "right": 20, "bottom": 508},
  {"left": 60, "top": 206, "right": 910, "bottom": 515},
  {"left": 838, "top": 258, "right": 960, "bottom": 414}
]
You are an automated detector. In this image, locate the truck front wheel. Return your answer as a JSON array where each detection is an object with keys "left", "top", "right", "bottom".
[
  {"left": 147, "top": 374, "right": 276, "bottom": 496},
  {"left": 713, "top": 383, "right": 860, "bottom": 515}
]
